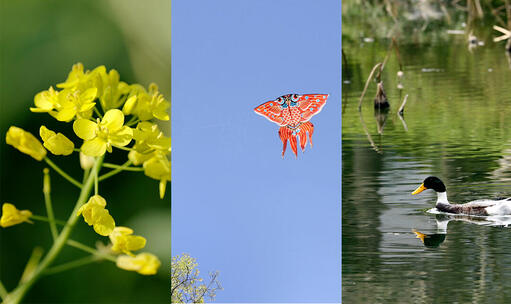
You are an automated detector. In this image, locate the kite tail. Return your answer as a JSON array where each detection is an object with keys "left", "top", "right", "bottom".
[
  {"left": 278, "top": 122, "right": 314, "bottom": 158},
  {"left": 299, "top": 122, "right": 314, "bottom": 150},
  {"left": 278, "top": 127, "right": 293, "bottom": 158}
]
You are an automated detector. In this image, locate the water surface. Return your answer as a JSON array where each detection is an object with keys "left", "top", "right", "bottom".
[{"left": 342, "top": 33, "right": 511, "bottom": 303}]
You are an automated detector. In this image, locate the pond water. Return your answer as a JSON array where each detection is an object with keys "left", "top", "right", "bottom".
[{"left": 342, "top": 32, "right": 511, "bottom": 303}]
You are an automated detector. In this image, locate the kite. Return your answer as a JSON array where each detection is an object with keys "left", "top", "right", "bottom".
[{"left": 254, "top": 93, "right": 328, "bottom": 158}]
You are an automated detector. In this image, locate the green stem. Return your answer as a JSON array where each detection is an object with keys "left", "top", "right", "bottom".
[
  {"left": 125, "top": 117, "right": 139, "bottom": 127},
  {"left": 102, "top": 163, "right": 144, "bottom": 171},
  {"left": 43, "top": 169, "right": 58, "bottom": 241},
  {"left": 44, "top": 157, "right": 82, "bottom": 189},
  {"left": 43, "top": 256, "right": 100, "bottom": 276},
  {"left": 94, "top": 107, "right": 103, "bottom": 119},
  {"left": 67, "top": 240, "right": 117, "bottom": 263},
  {"left": 94, "top": 168, "right": 98, "bottom": 195},
  {"left": 4, "top": 156, "right": 104, "bottom": 304},
  {"left": 0, "top": 280, "right": 8, "bottom": 300},
  {"left": 98, "top": 160, "right": 133, "bottom": 181},
  {"left": 19, "top": 247, "right": 44, "bottom": 284},
  {"left": 83, "top": 168, "right": 91, "bottom": 184},
  {"left": 112, "top": 145, "right": 134, "bottom": 152},
  {"left": 30, "top": 215, "right": 66, "bottom": 226}
]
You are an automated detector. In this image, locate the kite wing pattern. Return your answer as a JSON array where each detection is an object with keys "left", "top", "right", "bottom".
[
  {"left": 254, "top": 99, "right": 285, "bottom": 126},
  {"left": 254, "top": 93, "right": 328, "bottom": 158},
  {"left": 298, "top": 94, "right": 328, "bottom": 122}
]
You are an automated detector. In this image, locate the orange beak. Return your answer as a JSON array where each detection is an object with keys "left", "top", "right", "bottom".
[
  {"left": 412, "top": 229, "right": 427, "bottom": 243},
  {"left": 412, "top": 183, "right": 427, "bottom": 195}
]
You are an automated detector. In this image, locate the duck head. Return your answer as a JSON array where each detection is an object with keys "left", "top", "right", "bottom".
[{"left": 412, "top": 176, "right": 446, "bottom": 194}]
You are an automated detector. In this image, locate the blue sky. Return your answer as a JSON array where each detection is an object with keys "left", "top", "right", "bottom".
[{"left": 172, "top": 1, "right": 340, "bottom": 302}]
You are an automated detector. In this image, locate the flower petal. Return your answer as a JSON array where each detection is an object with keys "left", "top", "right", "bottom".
[
  {"left": 39, "top": 126, "right": 56, "bottom": 142},
  {"left": 116, "top": 253, "right": 160, "bottom": 275},
  {"left": 73, "top": 119, "right": 97, "bottom": 140},
  {"left": 81, "top": 137, "right": 107, "bottom": 157},
  {"left": 44, "top": 134, "right": 75, "bottom": 156},
  {"left": 80, "top": 87, "right": 98, "bottom": 103},
  {"left": 122, "top": 96, "right": 137, "bottom": 115},
  {"left": 93, "top": 209, "right": 115, "bottom": 236},
  {"left": 109, "top": 126, "right": 133, "bottom": 147},
  {"left": 101, "top": 109, "right": 124, "bottom": 131},
  {"left": 6, "top": 126, "right": 47, "bottom": 161},
  {"left": 54, "top": 107, "right": 77, "bottom": 122}
]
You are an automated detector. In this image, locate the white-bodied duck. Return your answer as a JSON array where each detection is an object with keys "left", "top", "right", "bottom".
[{"left": 412, "top": 176, "right": 511, "bottom": 216}]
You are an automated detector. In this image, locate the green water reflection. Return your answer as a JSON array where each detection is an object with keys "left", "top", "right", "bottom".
[{"left": 342, "top": 27, "right": 511, "bottom": 303}]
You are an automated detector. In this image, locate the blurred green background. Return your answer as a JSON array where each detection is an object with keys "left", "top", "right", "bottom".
[{"left": 0, "top": 0, "right": 170, "bottom": 302}]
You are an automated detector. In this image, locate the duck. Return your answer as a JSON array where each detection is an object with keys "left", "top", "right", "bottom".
[{"left": 412, "top": 176, "right": 511, "bottom": 216}]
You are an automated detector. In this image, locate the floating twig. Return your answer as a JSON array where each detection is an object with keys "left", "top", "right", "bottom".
[
  {"left": 494, "top": 25, "right": 511, "bottom": 42},
  {"left": 397, "top": 111, "right": 408, "bottom": 132},
  {"left": 398, "top": 94, "right": 409, "bottom": 116},
  {"left": 359, "top": 111, "right": 382, "bottom": 154}
]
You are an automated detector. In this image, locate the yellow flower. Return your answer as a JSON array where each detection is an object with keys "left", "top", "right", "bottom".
[
  {"left": 143, "top": 152, "right": 171, "bottom": 199},
  {"left": 6, "top": 126, "right": 47, "bottom": 161},
  {"left": 30, "top": 86, "right": 59, "bottom": 113},
  {"left": 109, "top": 226, "right": 146, "bottom": 255},
  {"left": 116, "top": 252, "right": 161, "bottom": 275},
  {"left": 50, "top": 87, "right": 97, "bottom": 122},
  {"left": 77, "top": 195, "right": 115, "bottom": 236},
  {"left": 56, "top": 63, "right": 105, "bottom": 91},
  {"left": 73, "top": 109, "right": 133, "bottom": 157},
  {"left": 122, "top": 83, "right": 170, "bottom": 121},
  {"left": 128, "top": 150, "right": 155, "bottom": 166},
  {"left": 56, "top": 63, "right": 88, "bottom": 89},
  {"left": 1, "top": 203, "right": 32, "bottom": 228},
  {"left": 97, "top": 68, "right": 130, "bottom": 111},
  {"left": 39, "top": 126, "right": 74, "bottom": 156},
  {"left": 132, "top": 122, "right": 171, "bottom": 154}
]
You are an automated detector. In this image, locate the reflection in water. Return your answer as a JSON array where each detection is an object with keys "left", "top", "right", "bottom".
[
  {"left": 413, "top": 213, "right": 511, "bottom": 248},
  {"left": 374, "top": 107, "right": 389, "bottom": 135},
  {"left": 343, "top": 30, "right": 511, "bottom": 303}
]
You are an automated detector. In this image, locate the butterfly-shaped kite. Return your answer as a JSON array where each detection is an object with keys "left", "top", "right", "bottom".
[{"left": 254, "top": 93, "right": 328, "bottom": 157}]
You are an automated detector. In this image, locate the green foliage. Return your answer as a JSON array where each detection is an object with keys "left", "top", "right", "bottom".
[{"left": 171, "top": 254, "right": 222, "bottom": 303}]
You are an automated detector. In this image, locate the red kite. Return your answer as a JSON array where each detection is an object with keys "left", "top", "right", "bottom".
[{"left": 254, "top": 93, "right": 328, "bottom": 157}]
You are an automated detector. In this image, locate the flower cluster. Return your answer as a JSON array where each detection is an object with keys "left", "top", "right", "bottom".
[
  {"left": 7, "top": 62, "right": 171, "bottom": 198},
  {"left": 2, "top": 63, "right": 169, "bottom": 283}
]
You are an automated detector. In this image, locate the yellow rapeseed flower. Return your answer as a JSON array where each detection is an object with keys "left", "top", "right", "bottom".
[
  {"left": 97, "top": 68, "right": 130, "bottom": 111},
  {"left": 56, "top": 63, "right": 105, "bottom": 92},
  {"left": 30, "top": 86, "right": 59, "bottom": 113},
  {"left": 128, "top": 150, "right": 156, "bottom": 166},
  {"left": 122, "top": 83, "right": 170, "bottom": 121},
  {"left": 73, "top": 109, "right": 133, "bottom": 157},
  {"left": 116, "top": 252, "right": 161, "bottom": 275},
  {"left": 6, "top": 126, "right": 47, "bottom": 161},
  {"left": 56, "top": 63, "right": 88, "bottom": 89},
  {"left": 143, "top": 152, "right": 171, "bottom": 199},
  {"left": 132, "top": 122, "right": 171, "bottom": 154},
  {"left": 51, "top": 87, "right": 97, "bottom": 122},
  {"left": 39, "top": 126, "right": 74, "bottom": 156},
  {"left": 0, "top": 203, "right": 33, "bottom": 228},
  {"left": 77, "top": 195, "right": 115, "bottom": 236},
  {"left": 109, "top": 226, "right": 146, "bottom": 256}
]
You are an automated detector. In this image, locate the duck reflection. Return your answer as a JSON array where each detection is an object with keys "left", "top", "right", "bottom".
[{"left": 413, "top": 213, "right": 511, "bottom": 248}]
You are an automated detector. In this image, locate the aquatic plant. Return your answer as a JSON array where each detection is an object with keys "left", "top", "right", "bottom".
[{"left": 0, "top": 63, "right": 170, "bottom": 303}]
